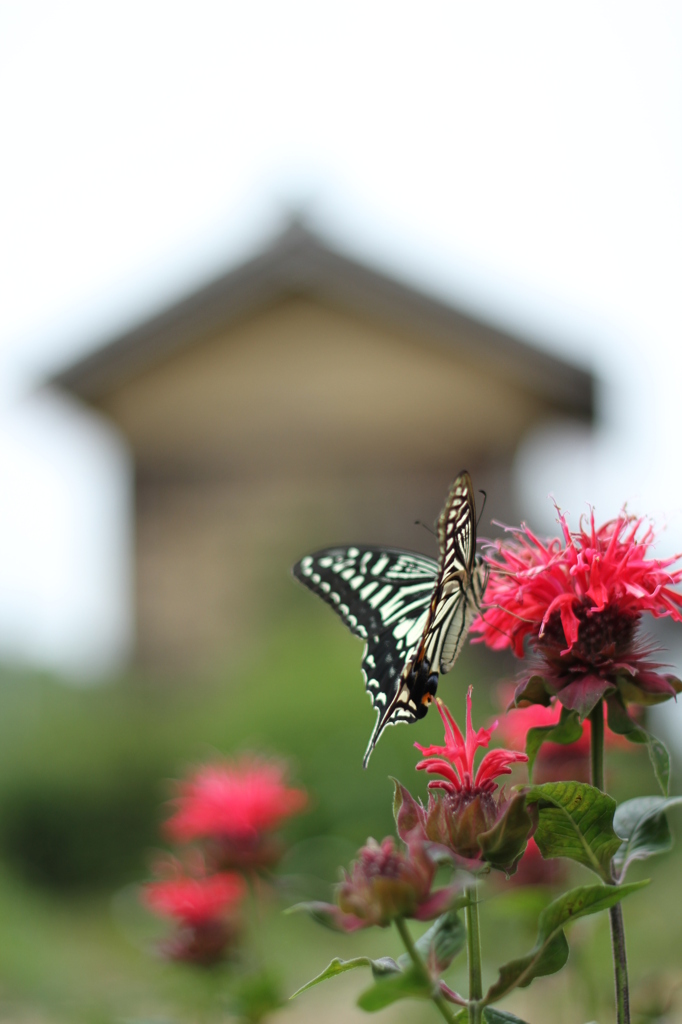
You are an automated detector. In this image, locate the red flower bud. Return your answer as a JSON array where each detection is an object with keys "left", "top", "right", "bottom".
[{"left": 297, "top": 836, "right": 460, "bottom": 932}]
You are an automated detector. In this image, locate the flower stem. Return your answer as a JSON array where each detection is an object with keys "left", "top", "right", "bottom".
[
  {"left": 589, "top": 699, "right": 630, "bottom": 1024},
  {"left": 394, "top": 917, "right": 460, "bottom": 1024},
  {"left": 465, "top": 883, "right": 483, "bottom": 1024},
  {"left": 589, "top": 700, "right": 605, "bottom": 791},
  {"left": 609, "top": 903, "right": 630, "bottom": 1024}
]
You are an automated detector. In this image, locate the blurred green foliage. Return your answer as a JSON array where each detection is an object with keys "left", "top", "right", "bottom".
[{"left": 0, "top": 600, "right": 676, "bottom": 1022}]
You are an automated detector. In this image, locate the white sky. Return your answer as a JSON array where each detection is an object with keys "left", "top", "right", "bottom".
[{"left": 1, "top": 2, "right": 682, "bottom": 678}]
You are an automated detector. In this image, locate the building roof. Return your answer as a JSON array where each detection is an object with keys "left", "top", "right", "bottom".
[{"left": 50, "top": 219, "right": 594, "bottom": 417}]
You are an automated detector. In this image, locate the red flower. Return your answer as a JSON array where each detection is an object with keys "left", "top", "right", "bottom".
[
  {"left": 473, "top": 511, "right": 682, "bottom": 717},
  {"left": 394, "top": 691, "right": 532, "bottom": 874},
  {"left": 165, "top": 756, "right": 307, "bottom": 869},
  {"left": 299, "top": 835, "right": 460, "bottom": 932},
  {"left": 143, "top": 870, "right": 245, "bottom": 927},
  {"left": 142, "top": 863, "right": 246, "bottom": 966},
  {"left": 414, "top": 690, "right": 528, "bottom": 796}
]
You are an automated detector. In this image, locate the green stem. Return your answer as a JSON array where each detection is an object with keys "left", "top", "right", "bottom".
[
  {"left": 589, "top": 699, "right": 630, "bottom": 1024},
  {"left": 589, "top": 700, "right": 605, "bottom": 791},
  {"left": 465, "top": 883, "right": 483, "bottom": 1024},
  {"left": 609, "top": 903, "right": 630, "bottom": 1024},
  {"left": 394, "top": 917, "right": 460, "bottom": 1024}
]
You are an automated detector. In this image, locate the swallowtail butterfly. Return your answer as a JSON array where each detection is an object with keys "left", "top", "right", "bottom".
[{"left": 293, "top": 471, "right": 488, "bottom": 766}]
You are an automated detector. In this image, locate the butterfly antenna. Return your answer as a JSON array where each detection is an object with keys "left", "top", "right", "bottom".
[
  {"left": 414, "top": 519, "right": 437, "bottom": 538},
  {"left": 474, "top": 605, "right": 536, "bottom": 645},
  {"left": 475, "top": 611, "right": 515, "bottom": 644},
  {"left": 485, "top": 603, "right": 536, "bottom": 625},
  {"left": 476, "top": 490, "right": 487, "bottom": 528}
]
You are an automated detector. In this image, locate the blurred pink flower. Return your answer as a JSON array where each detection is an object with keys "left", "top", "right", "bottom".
[
  {"left": 165, "top": 756, "right": 307, "bottom": 868},
  {"left": 143, "top": 869, "right": 245, "bottom": 927},
  {"left": 142, "top": 863, "right": 246, "bottom": 966},
  {"left": 504, "top": 837, "right": 566, "bottom": 888}
]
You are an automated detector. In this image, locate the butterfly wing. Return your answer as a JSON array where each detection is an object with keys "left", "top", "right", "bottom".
[
  {"left": 437, "top": 471, "right": 476, "bottom": 578},
  {"left": 293, "top": 471, "right": 488, "bottom": 766},
  {"left": 411, "top": 471, "right": 488, "bottom": 675},
  {"left": 436, "top": 557, "right": 489, "bottom": 672},
  {"left": 293, "top": 546, "right": 439, "bottom": 746}
]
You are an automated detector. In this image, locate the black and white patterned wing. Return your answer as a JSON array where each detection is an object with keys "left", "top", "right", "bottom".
[
  {"left": 293, "top": 545, "right": 438, "bottom": 725},
  {"left": 433, "top": 471, "right": 486, "bottom": 673},
  {"left": 437, "top": 471, "right": 476, "bottom": 578}
]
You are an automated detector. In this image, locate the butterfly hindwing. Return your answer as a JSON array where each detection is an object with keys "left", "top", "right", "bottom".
[{"left": 437, "top": 559, "right": 488, "bottom": 672}]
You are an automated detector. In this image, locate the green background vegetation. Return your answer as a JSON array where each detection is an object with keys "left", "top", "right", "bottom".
[{"left": 0, "top": 596, "right": 678, "bottom": 1022}]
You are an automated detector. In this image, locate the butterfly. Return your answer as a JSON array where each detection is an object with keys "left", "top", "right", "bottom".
[{"left": 292, "top": 471, "right": 488, "bottom": 766}]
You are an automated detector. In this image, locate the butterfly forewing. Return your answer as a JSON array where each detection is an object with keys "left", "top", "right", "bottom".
[
  {"left": 437, "top": 471, "right": 476, "bottom": 577},
  {"left": 293, "top": 547, "right": 438, "bottom": 721}
]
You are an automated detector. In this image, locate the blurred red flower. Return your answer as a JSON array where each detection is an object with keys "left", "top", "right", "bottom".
[
  {"left": 493, "top": 697, "right": 588, "bottom": 755},
  {"left": 505, "top": 837, "right": 566, "bottom": 888},
  {"left": 473, "top": 511, "right": 682, "bottom": 717},
  {"left": 142, "top": 863, "right": 246, "bottom": 966},
  {"left": 165, "top": 756, "right": 307, "bottom": 868},
  {"left": 143, "top": 869, "right": 246, "bottom": 927},
  {"left": 493, "top": 697, "right": 593, "bottom": 783}
]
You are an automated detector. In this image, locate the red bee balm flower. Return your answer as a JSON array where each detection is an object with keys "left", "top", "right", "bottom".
[
  {"left": 394, "top": 692, "right": 532, "bottom": 874},
  {"left": 165, "top": 756, "right": 307, "bottom": 869},
  {"left": 143, "top": 871, "right": 246, "bottom": 927},
  {"left": 143, "top": 867, "right": 246, "bottom": 966},
  {"left": 473, "top": 511, "right": 682, "bottom": 718}
]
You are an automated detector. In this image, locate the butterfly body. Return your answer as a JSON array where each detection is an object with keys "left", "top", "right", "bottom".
[{"left": 293, "top": 472, "right": 487, "bottom": 765}]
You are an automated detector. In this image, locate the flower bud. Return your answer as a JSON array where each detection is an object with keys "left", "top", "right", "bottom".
[{"left": 337, "top": 837, "right": 432, "bottom": 926}]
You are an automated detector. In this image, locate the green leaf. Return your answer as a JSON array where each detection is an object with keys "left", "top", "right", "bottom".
[
  {"left": 525, "top": 707, "right": 583, "bottom": 780},
  {"left": 478, "top": 791, "right": 536, "bottom": 874},
  {"left": 290, "top": 956, "right": 400, "bottom": 998},
  {"left": 613, "top": 796, "right": 682, "bottom": 880},
  {"left": 483, "top": 881, "right": 648, "bottom": 1004},
  {"left": 607, "top": 696, "right": 671, "bottom": 795},
  {"left": 527, "top": 781, "right": 620, "bottom": 881},
  {"left": 357, "top": 967, "right": 432, "bottom": 1011},
  {"left": 483, "top": 1009, "right": 531, "bottom": 1024},
  {"left": 398, "top": 911, "right": 466, "bottom": 975},
  {"left": 514, "top": 675, "right": 552, "bottom": 706}
]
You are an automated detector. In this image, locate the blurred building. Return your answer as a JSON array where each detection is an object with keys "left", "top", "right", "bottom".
[{"left": 50, "top": 220, "right": 594, "bottom": 671}]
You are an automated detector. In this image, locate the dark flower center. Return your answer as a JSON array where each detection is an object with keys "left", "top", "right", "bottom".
[{"left": 537, "top": 600, "right": 639, "bottom": 666}]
